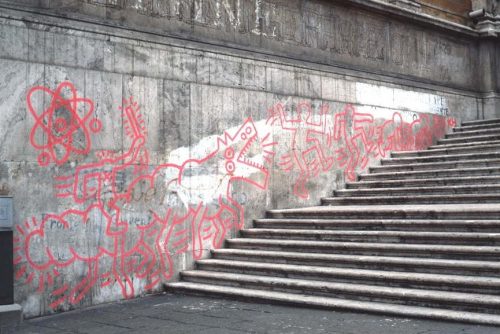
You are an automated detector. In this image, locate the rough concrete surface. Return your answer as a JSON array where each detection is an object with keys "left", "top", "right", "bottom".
[{"left": 9, "top": 293, "right": 500, "bottom": 334}]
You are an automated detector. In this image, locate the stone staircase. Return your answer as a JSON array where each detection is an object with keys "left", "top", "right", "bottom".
[{"left": 166, "top": 118, "right": 500, "bottom": 326}]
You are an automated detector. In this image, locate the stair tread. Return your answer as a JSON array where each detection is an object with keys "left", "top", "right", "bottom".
[
  {"left": 212, "top": 249, "right": 500, "bottom": 269},
  {"left": 323, "top": 194, "right": 500, "bottom": 200},
  {"left": 268, "top": 203, "right": 500, "bottom": 214},
  {"left": 242, "top": 229, "right": 500, "bottom": 238},
  {"left": 438, "top": 133, "right": 500, "bottom": 143},
  {"left": 228, "top": 238, "right": 500, "bottom": 253},
  {"left": 166, "top": 282, "right": 500, "bottom": 325},
  {"left": 384, "top": 152, "right": 500, "bottom": 163},
  {"left": 254, "top": 218, "right": 500, "bottom": 227},
  {"left": 446, "top": 128, "right": 500, "bottom": 137},
  {"left": 430, "top": 139, "right": 500, "bottom": 150},
  {"left": 370, "top": 158, "right": 500, "bottom": 171},
  {"left": 361, "top": 166, "right": 500, "bottom": 178},
  {"left": 392, "top": 143, "right": 500, "bottom": 157},
  {"left": 197, "top": 259, "right": 500, "bottom": 286},
  {"left": 461, "top": 118, "right": 500, "bottom": 126},
  {"left": 454, "top": 123, "right": 500, "bottom": 131},
  {"left": 181, "top": 270, "right": 500, "bottom": 305},
  {"left": 337, "top": 184, "right": 500, "bottom": 193},
  {"left": 349, "top": 175, "right": 500, "bottom": 186}
]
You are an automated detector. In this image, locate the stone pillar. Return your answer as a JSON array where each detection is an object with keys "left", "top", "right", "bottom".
[{"left": 470, "top": 1, "right": 500, "bottom": 118}]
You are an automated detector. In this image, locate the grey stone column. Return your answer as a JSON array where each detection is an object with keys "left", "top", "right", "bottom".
[{"left": 470, "top": 0, "right": 500, "bottom": 118}]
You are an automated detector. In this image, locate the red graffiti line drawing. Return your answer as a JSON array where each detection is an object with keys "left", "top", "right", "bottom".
[
  {"left": 16, "top": 96, "right": 153, "bottom": 306},
  {"left": 272, "top": 101, "right": 455, "bottom": 187},
  {"left": 27, "top": 82, "right": 101, "bottom": 166},
  {"left": 160, "top": 117, "right": 276, "bottom": 270},
  {"left": 267, "top": 102, "right": 334, "bottom": 199},
  {"left": 334, "top": 104, "right": 377, "bottom": 182},
  {"left": 15, "top": 83, "right": 275, "bottom": 309}
]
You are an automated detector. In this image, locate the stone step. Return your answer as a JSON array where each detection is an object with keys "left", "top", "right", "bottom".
[
  {"left": 253, "top": 219, "right": 500, "bottom": 232},
  {"left": 437, "top": 133, "right": 500, "bottom": 145},
  {"left": 391, "top": 142, "right": 500, "bottom": 158},
  {"left": 336, "top": 184, "right": 500, "bottom": 197},
  {"left": 346, "top": 175, "right": 500, "bottom": 189},
  {"left": 240, "top": 229, "right": 500, "bottom": 246},
  {"left": 194, "top": 259, "right": 500, "bottom": 294},
  {"left": 359, "top": 166, "right": 500, "bottom": 181},
  {"left": 381, "top": 152, "right": 500, "bottom": 166},
  {"left": 211, "top": 249, "right": 500, "bottom": 276},
  {"left": 369, "top": 158, "right": 500, "bottom": 174},
  {"left": 321, "top": 194, "right": 500, "bottom": 205},
  {"left": 180, "top": 271, "right": 500, "bottom": 313},
  {"left": 445, "top": 127, "right": 500, "bottom": 139},
  {"left": 461, "top": 118, "right": 500, "bottom": 127},
  {"left": 428, "top": 139, "right": 500, "bottom": 150},
  {"left": 454, "top": 123, "right": 500, "bottom": 132},
  {"left": 267, "top": 204, "right": 500, "bottom": 220},
  {"left": 226, "top": 238, "right": 500, "bottom": 260},
  {"left": 165, "top": 282, "right": 500, "bottom": 326}
]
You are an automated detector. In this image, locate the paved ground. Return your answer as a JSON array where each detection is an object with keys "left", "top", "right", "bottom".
[{"left": 11, "top": 293, "right": 500, "bottom": 334}]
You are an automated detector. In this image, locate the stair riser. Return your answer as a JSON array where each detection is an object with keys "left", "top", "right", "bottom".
[
  {"left": 461, "top": 119, "right": 500, "bottom": 127},
  {"left": 253, "top": 221, "right": 500, "bottom": 232},
  {"left": 181, "top": 274, "right": 500, "bottom": 314},
  {"left": 429, "top": 141, "right": 500, "bottom": 151},
  {"left": 359, "top": 168, "right": 500, "bottom": 181},
  {"left": 381, "top": 153, "right": 500, "bottom": 166},
  {"left": 239, "top": 232, "right": 500, "bottom": 246},
  {"left": 346, "top": 178, "right": 500, "bottom": 189},
  {"left": 227, "top": 242, "right": 500, "bottom": 261},
  {"left": 392, "top": 145, "right": 500, "bottom": 158},
  {"left": 267, "top": 211, "right": 500, "bottom": 220},
  {"left": 335, "top": 187, "right": 500, "bottom": 197},
  {"left": 446, "top": 129, "right": 500, "bottom": 138},
  {"left": 195, "top": 263, "right": 500, "bottom": 294},
  {"left": 370, "top": 160, "right": 500, "bottom": 174},
  {"left": 438, "top": 134, "right": 500, "bottom": 145},
  {"left": 455, "top": 124, "right": 500, "bottom": 132},
  {"left": 211, "top": 253, "right": 500, "bottom": 277},
  {"left": 321, "top": 197, "right": 500, "bottom": 205}
]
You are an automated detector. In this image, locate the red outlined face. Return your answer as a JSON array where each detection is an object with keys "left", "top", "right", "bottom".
[{"left": 217, "top": 118, "right": 276, "bottom": 190}]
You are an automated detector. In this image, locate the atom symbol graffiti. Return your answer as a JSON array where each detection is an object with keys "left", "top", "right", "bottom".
[{"left": 27, "top": 82, "right": 101, "bottom": 166}]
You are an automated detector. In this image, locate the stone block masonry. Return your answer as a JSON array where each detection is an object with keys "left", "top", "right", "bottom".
[{"left": 0, "top": 0, "right": 495, "bottom": 318}]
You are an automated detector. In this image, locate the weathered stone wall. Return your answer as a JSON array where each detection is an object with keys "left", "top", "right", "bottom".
[
  {"left": 0, "top": 0, "right": 493, "bottom": 318},
  {"left": 400, "top": 0, "right": 473, "bottom": 25}
]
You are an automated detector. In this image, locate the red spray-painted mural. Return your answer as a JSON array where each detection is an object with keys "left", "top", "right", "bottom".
[
  {"left": 269, "top": 102, "right": 455, "bottom": 197},
  {"left": 15, "top": 82, "right": 275, "bottom": 308},
  {"left": 15, "top": 81, "right": 454, "bottom": 310}
]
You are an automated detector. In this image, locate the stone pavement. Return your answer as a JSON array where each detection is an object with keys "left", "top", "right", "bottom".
[{"left": 9, "top": 293, "right": 500, "bottom": 334}]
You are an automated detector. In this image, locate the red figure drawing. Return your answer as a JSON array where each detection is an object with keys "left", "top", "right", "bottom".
[
  {"left": 27, "top": 82, "right": 101, "bottom": 166},
  {"left": 334, "top": 104, "right": 377, "bottom": 182}
]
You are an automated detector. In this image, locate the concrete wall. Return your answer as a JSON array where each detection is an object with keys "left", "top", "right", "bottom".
[{"left": 0, "top": 0, "right": 493, "bottom": 317}]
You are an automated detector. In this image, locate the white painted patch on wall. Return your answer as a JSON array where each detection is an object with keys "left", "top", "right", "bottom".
[
  {"left": 165, "top": 119, "right": 271, "bottom": 207},
  {"left": 356, "top": 82, "right": 448, "bottom": 116}
]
